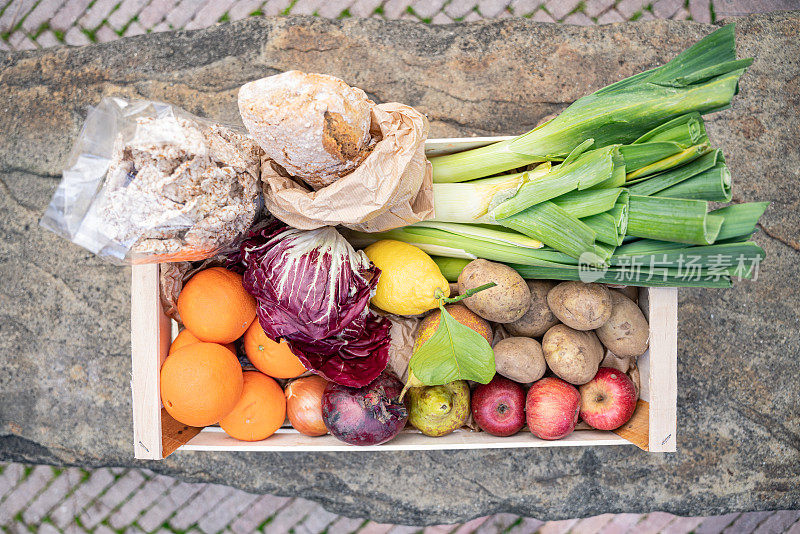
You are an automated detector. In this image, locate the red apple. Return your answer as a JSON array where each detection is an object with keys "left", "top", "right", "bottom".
[
  {"left": 471, "top": 376, "right": 526, "bottom": 437},
  {"left": 579, "top": 367, "right": 637, "bottom": 430},
  {"left": 526, "top": 377, "right": 580, "bottom": 440}
]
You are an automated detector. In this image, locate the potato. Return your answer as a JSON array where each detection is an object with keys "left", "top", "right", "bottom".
[
  {"left": 505, "top": 280, "right": 560, "bottom": 337},
  {"left": 493, "top": 337, "right": 546, "bottom": 383},
  {"left": 542, "top": 324, "right": 604, "bottom": 385},
  {"left": 595, "top": 291, "right": 650, "bottom": 357},
  {"left": 546, "top": 281, "right": 612, "bottom": 331},
  {"left": 457, "top": 259, "right": 530, "bottom": 323},
  {"left": 608, "top": 285, "right": 638, "bottom": 303}
]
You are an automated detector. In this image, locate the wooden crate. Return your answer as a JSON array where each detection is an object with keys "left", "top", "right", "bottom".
[{"left": 131, "top": 137, "right": 678, "bottom": 460}]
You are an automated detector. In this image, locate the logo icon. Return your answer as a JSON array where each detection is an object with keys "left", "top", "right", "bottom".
[{"left": 578, "top": 252, "right": 609, "bottom": 283}]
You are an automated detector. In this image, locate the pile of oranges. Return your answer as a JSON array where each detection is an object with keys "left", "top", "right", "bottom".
[{"left": 160, "top": 267, "right": 308, "bottom": 441}]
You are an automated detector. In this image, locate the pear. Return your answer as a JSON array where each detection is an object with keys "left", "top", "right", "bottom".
[{"left": 406, "top": 381, "right": 470, "bottom": 437}]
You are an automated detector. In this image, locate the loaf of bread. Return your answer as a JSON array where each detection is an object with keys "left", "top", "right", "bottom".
[{"left": 238, "top": 71, "right": 374, "bottom": 189}]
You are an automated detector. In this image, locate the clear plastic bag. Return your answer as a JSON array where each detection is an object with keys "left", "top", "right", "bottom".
[{"left": 41, "top": 97, "right": 263, "bottom": 264}]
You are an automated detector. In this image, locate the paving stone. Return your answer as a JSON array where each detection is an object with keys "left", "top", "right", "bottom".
[
  {"left": 358, "top": 524, "right": 395, "bottom": 534},
  {"left": 671, "top": 7, "right": 690, "bottom": 20},
  {"left": 597, "top": 513, "right": 643, "bottom": 533},
  {"left": 63, "top": 25, "right": 90, "bottom": 45},
  {"left": 451, "top": 516, "right": 490, "bottom": 534},
  {"left": 474, "top": 513, "right": 519, "bottom": 533},
  {"left": 0, "top": 0, "right": 37, "bottom": 31},
  {"left": 411, "top": 0, "right": 447, "bottom": 18},
  {"left": 227, "top": 0, "right": 265, "bottom": 19},
  {"left": 106, "top": 0, "right": 150, "bottom": 30},
  {"left": 293, "top": 504, "right": 340, "bottom": 534},
  {"left": 722, "top": 511, "right": 775, "bottom": 533},
  {"left": 23, "top": 468, "right": 83, "bottom": 524},
  {"left": 563, "top": 11, "right": 594, "bottom": 24},
  {"left": 123, "top": 20, "right": 147, "bottom": 36},
  {"left": 80, "top": 469, "right": 146, "bottom": 530},
  {"left": 108, "top": 474, "right": 174, "bottom": 530},
  {"left": 444, "top": 0, "right": 479, "bottom": 18},
  {"left": 0, "top": 39, "right": 10, "bottom": 51},
  {"left": 229, "top": 493, "right": 291, "bottom": 533},
  {"left": 506, "top": 517, "right": 543, "bottom": 533},
  {"left": 196, "top": 490, "right": 260, "bottom": 534},
  {"left": 546, "top": 0, "right": 580, "bottom": 19},
  {"left": 36, "top": 30, "right": 62, "bottom": 47},
  {"left": 185, "top": 0, "right": 237, "bottom": 29},
  {"left": 689, "top": 0, "right": 711, "bottom": 22},
  {"left": 137, "top": 0, "right": 174, "bottom": 27},
  {"left": 94, "top": 23, "right": 119, "bottom": 42},
  {"left": 0, "top": 465, "right": 55, "bottom": 524},
  {"left": 616, "top": 0, "right": 647, "bottom": 17},
  {"left": 431, "top": 12, "right": 454, "bottom": 23},
  {"left": 51, "top": 468, "right": 115, "bottom": 528},
  {"left": 78, "top": 0, "right": 119, "bottom": 29},
  {"left": 694, "top": 513, "right": 742, "bottom": 534},
  {"left": 571, "top": 514, "right": 618, "bottom": 533},
  {"left": 50, "top": 0, "right": 91, "bottom": 30},
  {"left": 638, "top": 9, "right": 655, "bottom": 19},
  {"left": 386, "top": 527, "right": 422, "bottom": 534},
  {"left": 38, "top": 523, "right": 61, "bottom": 534},
  {"left": 510, "top": 0, "right": 543, "bottom": 15},
  {"left": 478, "top": 0, "right": 511, "bottom": 17},
  {"left": 165, "top": 0, "right": 210, "bottom": 28},
  {"left": 631, "top": 512, "right": 679, "bottom": 534},
  {"left": 584, "top": 0, "right": 614, "bottom": 17},
  {"left": 325, "top": 516, "right": 367, "bottom": 534},
  {"left": 788, "top": 517, "right": 800, "bottom": 534},
  {"left": 462, "top": 10, "right": 482, "bottom": 20},
  {"left": 597, "top": 7, "right": 625, "bottom": 22},
  {"left": 262, "top": 0, "right": 294, "bottom": 15},
  {"left": 0, "top": 463, "right": 25, "bottom": 501},
  {"left": 755, "top": 511, "right": 800, "bottom": 534},
  {"left": 537, "top": 519, "right": 579, "bottom": 534},
  {"left": 150, "top": 21, "right": 172, "bottom": 32},
  {"left": 262, "top": 498, "right": 322, "bottom": 534},
  {"left": 169, "top": 484, "right": 237, "bottom": 531},
  {"left": 348, "top": 0, "right": 383, "bottom": 17},
  {"left": 320, "top": 0, "right": 355, "bottom": 17},
  {"left": 530, "top": 7, "right": 556, "bottom": 21},
  {"left": 652, "top": 0, "right": 682, "bottom": 17},
  {"left": 290, "top": 0, "right": 325, "bottom": 15},
  {"left": 7, "top": 30, "right": 27, "bottom": 47},
  {"left": 134, "top": 481, "right": 203, "bottom": 532},
  {"left": 21, "top": 0, "right": 67, "bottom": 32},
  {"left": 93, "top": 525, "right": 116, "bottom": 534}
]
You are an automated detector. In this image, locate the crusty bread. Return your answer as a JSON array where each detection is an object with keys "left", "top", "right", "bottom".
[{"left": 238, "top": 71, "right": 373, "bottom": 189}]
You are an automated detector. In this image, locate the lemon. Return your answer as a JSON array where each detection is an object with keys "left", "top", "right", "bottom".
[{"left": 364, "top": 240, "right": 450, "bottom": 316}]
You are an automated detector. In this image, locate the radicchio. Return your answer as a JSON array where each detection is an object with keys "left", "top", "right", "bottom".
[{"left": 228, "top": 220, "right": 391, "bottom": 387}]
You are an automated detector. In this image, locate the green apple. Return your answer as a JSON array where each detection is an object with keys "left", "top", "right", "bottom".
[{"left": 407, "top": 381, "right": 470, "bottom": 437}]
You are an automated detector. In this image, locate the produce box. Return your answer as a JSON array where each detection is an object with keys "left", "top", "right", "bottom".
[{"left": 130, "top": 138, "right": 678, "bottom": 460}]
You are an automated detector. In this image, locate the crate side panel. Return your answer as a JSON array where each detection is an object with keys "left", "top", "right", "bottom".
[{"left": 645, "top": 287, "right": 678, "bottom": 452}]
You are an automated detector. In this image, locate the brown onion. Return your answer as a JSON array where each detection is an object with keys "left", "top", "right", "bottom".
[{"left": 285, "top": 375, "right": 328, "bottom": 436}]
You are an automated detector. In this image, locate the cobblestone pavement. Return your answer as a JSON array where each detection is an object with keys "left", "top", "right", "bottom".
[
  {"left": 1, "top": 462, "right": 800, "bottom": 533},
  {"left": 0, "top": 0, "right": 798, "bottom": 50},
  {"left": 2, "top": 0, "right": 800, "bottom": 532}
]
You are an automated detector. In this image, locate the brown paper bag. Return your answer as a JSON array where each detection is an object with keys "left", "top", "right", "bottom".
[{"left": 260, "top": 102, "right": 434, "bottom": 232}]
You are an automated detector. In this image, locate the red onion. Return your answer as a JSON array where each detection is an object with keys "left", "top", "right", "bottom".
[{"left": 322, "top": 373, "right": 408, "bottom": 446}]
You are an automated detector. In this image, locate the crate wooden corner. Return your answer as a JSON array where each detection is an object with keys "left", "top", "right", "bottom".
[{"left": 130, "top": 136, "right": 678, "bottom": 460}]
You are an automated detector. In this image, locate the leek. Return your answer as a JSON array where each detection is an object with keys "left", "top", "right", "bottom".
[
  {"left": 491, "top": 145, "right": 622, "bottom": 219},
  {"left": 432, "top": 257, "right": 471, "bottom": 282},
  {"left": 627, "top": 195, "right": 723, "bottom": 245},
  {"left": 619, "top": 113, "right": 708, "bottom": 172},
  {"left": 582, "top": 197, "right": 629, "bottom": 247},
  {"left": 509, "top": 264, "right": 735, "bottom": 288},
  {"left": 429, "top": 25, "right": 752, "bottom": 183},
  {"left": 626, "top": 149, "right": 722, "bottom": 193},
  {"left": 431, "top": 173, "right": 524, "bottom": 223},
  {"left": 656, "top": 165, "right": 732, "bottom": 201},
  {"left": 498, "top": 202, "right": 599, "bottom": 260},
  {"left": 712, "top": 202, "right": 769, "bottom": 241},
  {"left": 625, "top": 143, "right": 711, "bottom": 181},
  {"left": 552, "top": 188, "right": 628, "bottom": 219}
]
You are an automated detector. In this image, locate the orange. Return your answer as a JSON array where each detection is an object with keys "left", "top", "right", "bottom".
[
  {"left": 220, "top": 371, "right": 286, "bottom": 441},
  {"left": 160, "top": 342, "right": 243, "bottom": 427},
  {"left": 177, "top": 267, "right": 257, "bottom": 344},
  {"left": 243, "top": 320, "right": 307, "bottom": 379},
  {"left": 169, "top": 329, "right": 236, "bottom": 356}
]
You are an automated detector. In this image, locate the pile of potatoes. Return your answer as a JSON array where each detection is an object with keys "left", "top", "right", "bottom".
[{"left": 457, "top": 259, "right": 650, "bottom": 391}]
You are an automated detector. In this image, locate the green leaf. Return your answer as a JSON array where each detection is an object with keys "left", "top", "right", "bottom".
[{"left": 409, "top": 303, "right": 496, "bottom": 387}]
